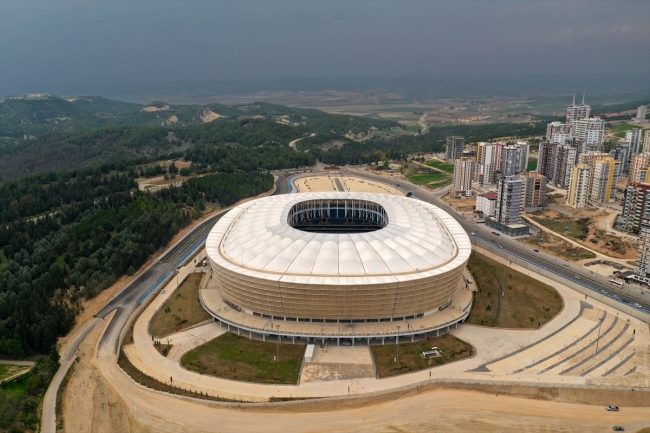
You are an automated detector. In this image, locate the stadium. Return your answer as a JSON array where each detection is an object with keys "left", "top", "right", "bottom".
[{"left": 201, "top": 192, "right": 473, "bottom": 343}]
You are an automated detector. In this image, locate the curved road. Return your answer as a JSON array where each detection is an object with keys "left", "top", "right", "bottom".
[{"left": 42, "top": 175, "right": 289, "bottom": 433}]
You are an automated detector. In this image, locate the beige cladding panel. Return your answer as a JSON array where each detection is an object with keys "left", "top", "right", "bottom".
[{"left": 213, "top": 258, "right": 467, "bottom": 320}]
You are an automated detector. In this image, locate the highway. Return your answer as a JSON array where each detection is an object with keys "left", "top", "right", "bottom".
[{"left": 346, "top": 169, "right": 650, "bottom": 314}]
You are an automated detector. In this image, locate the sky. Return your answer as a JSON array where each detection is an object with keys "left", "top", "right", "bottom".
[{"left": 1, "top": 0, "right": 649, "bottom": 96}]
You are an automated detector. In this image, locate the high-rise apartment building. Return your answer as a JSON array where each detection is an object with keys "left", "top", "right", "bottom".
[
  {"left": 589, "top": 158, "right": 615, "bottom": 204},
  {"left": 523, "top": 172, "right": 546, "bottom": 211},
  {"left": 635, "top": 105, "right": 647, "bottom": 124},
  {"left": 446, "top": 136, "right": 465, "bottom": 162},
  {"left": 537, "top": 141, "right": 553, "bottom": 178},
  {"left": 546, "top": 121, "right": 572, "bottom": 143},
  {"left": 549, "top": 144, "right": 578, "bottom": 188},
  {"left": 476, "top": 142, "right": 500, "bottom": 185},
  {"left": 571, "top": 117, "right": 605, "bottom": 151},
  {"left": 626, "top": 128, "right": 643, "bottom": 155},
  {"left": 494, "top": 176, "right": 525, "bottom": 225},
  {"left": 613, "top": 143, "right": 630, "bottom": 172},
  {"left": 622, "top": 182, "right": 650, "bottom": 233},
  {"left": 452, "top": 157, "right": 477, "bottom": 197},
  {"left": 499, "top": 142, "right": 529, "bottom": 176},
  {"left": 628, "top": 153, "right": 650, "bottom": 183},
  {"left": 566, "top": 164, "right": 591, "bottom": 209},
  {"left": 566, "top": 94, "right": 590, "bottom": 124}
]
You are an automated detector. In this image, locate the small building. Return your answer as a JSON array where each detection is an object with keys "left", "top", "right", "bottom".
[
  {"left": 304, "top": 344, "right": 315, "bottom": 362},
  {"left": 476, "top": 192, "right": 497, "bottom": 217},
  {"left": 485, "top": 217, "right": 529, "bottom": 237}
]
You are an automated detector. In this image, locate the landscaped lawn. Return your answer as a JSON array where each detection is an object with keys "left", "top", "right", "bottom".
[
  {"left": 424, "top": 159, "right": 454, "bottom": 173},
  {"left": 408, "top": 172, "right": 450, "bottom": 185},
  {"left": 527, "top": 160, "right": 537, "bottom": 171},
  {"left": 149, "top": 272, "right": 212, "bottom": 338},
  {"left": 466, "top": 252, "right": 563, "bottom": 328},
  {"left": 371, "top": 334, "right": 473, "bottom": 378},
  {"left": 181, "top": 333, "right": 305, "bottom": 384}
]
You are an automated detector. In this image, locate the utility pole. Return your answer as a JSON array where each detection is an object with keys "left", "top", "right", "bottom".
[
  {"left": 502, "top": 263, "right": 506, "bottom": 296},
  {"left": 396, "top": 326, "right": 401, "bottom": 362}
]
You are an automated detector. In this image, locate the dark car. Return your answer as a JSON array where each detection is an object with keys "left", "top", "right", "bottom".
[
  {"left": 613, "top": 426, "right": 624, "bottom": 431},
  {"left": 491, "top": 231, "right": 497, "bottom": 235},
  {"left": 533, "top": 249, "right": 539, "bottom": 252},
  {"left": 606, "top": 406, "right": 619, "bottom": 411}
]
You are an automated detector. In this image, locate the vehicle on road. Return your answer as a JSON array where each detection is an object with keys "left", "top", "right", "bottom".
[
  {"left": 533, "top": 249, "right": 539, "bottom": 252},
  {"left": 606, "top": 406, "right": 619, "bottom": 411},
  {"left": 563, "top": 263, "right": 569, "bottom": 267},
  {"left": 470, "top": 232, "right": 475, "bottom": 236},
  {"left": 160, "top": 289, "right": 165, "bottom": 294},
  {"left": 634, "top": 303, "right": 642, "bottom": 308},
  {"left": 491, "top": 231, "right": 497, "bottom": 235},
  {"left": 498, "top": 245, "right": 503, "bottom": 249},
  {"left": 613, "top": 426, "right": 624, "bottom": 431},
  {"left": 574, "top": 275, "right": 581, "bottom": 280},
  {"left": 621, "top": 299, "right": 629, "bottom": 303},
  {"left": 610, "top": 279, "right": 624, "bottom": 288}
]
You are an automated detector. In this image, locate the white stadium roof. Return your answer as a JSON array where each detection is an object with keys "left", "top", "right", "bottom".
[{"left": 206, "top": 192, "right": 471, "bottom": 285}]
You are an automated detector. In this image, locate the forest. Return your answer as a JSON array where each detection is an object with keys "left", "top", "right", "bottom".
[{"left": 0, "top": 167, "right": 273, "bottom": 357}]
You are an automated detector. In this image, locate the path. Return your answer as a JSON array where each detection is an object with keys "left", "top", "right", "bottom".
[
  {"left": 289, "top": 133, "right": 316, "bottom": 150},
  {"left": 417, "top": 112, "right": 429, "bottom": 134}
]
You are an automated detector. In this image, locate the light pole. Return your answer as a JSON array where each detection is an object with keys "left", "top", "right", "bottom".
[
  {"left": 594, "top": 317, "right": 603, "bottom": 355},
  {"left": 395, "top": 183, "right": 400, "bottom": 195},
  {"left": 396, "top": 326, "right": 401, "bottom": 362},
  {"left": 276, "top": 325, "right": 280, "bottom": 362}
]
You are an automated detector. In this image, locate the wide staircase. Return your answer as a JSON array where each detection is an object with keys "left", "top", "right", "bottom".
[{"left": 483, "top": 305, "right": 640, "bottom": 380}]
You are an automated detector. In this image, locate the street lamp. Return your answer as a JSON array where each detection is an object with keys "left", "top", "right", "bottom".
[
  {"left": 396, "top": 326, "right": 401, "bottom": 362},
  {"left": 276, "top": 325, "right": 280, "bottom": 362},
  {"left": 395, "top": 183, "right": 400, "bottom": 195}
]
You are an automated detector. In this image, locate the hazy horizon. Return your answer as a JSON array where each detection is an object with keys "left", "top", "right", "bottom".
[{"left": 1, "top": 1, "right": 649, "bottom": 97}]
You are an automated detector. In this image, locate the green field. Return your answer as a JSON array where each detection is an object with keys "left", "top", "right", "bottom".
[
  {"left": 408, "top": 172, "right": 450, "bottom": 185},
  {"left": 0, "top": 364, "right": 30, "bottom": 382},
  {"left": 527, "top": 160, "right": 537, "bottom": 171},
  {"left": 613, "top": 123, "right": 646, "bottom": 138},
  {"left": 424, "top": 159, "right": 454, "bottom": 173},
  {"left": 405, "top": 125, "right": 421, "bottom": 133},
  {"left": 466, "top": 252, "right": 563, "bottom": 328},
  {"left": 371, "top": 334, "right": 473, "bottom": 378},
  {"left": 181, "top": 333, "right": 305, "bottom": 384}
]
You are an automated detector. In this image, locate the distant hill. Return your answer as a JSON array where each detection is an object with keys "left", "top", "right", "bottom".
[{"left": 0, "top": 96, "right": 402, "bottom": 181}]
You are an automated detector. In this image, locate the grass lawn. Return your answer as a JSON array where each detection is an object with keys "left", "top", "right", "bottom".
[
  {"left": 0, "top": 364, "right": 30, "bottom": 382},
  {"left": 181, "top": 333, "right": 305, "bottom": 384},
  {"left": 527, "top": 160, "right": 538, "bottom": 171},
  {"left": 466, "top": 252, "right": 563, "bottom": 328},
  {"left": 405, "top": 125, "right": 421, "bottom": 133},
  {"left": 371, "top": 334, "right": 473, "bottom": 378},
  {"left": 408, "top": 172, "right": 450, "bottom": 185},
  {"left": 149, "top": 272, "right": 212, "bottom": 338},
  {"left": 424, "top": 159, "right": 454, "bottom": 173}
]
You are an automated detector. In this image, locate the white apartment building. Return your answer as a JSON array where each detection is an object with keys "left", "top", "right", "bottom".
[
  {"left": 635, "top": 105, "right": 647, "bottom": 124},
  {"left": 566, "top": 95, "right": 590, "bottom": 124},
  {"left": 589, "top": 158, "right": 614, "bottom": 204},
  {"left": 629, "top": 153, "right": 650, "bottom": 183},
  {"left": 476, "top": 142, "right": 497, "bottom": 185},
  {"left": 566, "top": 164, "right": 591, "bottom": 209},
  {"left": 626, "top": 128, "right": 643, "bottom": 155},
  {"left": 499, "top": 142, "right": 529, "bottom": 176},
  {"left": 636, "top": 217, "right": 650, "bottom": 276},
  {"left": 475, "top": 191, "right": 497, "bottom": 216},
  {"left": 546, "top": 121, "right": 572, "bottom": 143},
  {"left": 571, "top": 117, "right": 605, "bottom": 150},
  {"left": 452, "top": 157, "right": 477, "bottom": 197}
]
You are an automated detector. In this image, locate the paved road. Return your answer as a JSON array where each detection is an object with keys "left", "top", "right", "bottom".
[
  {"left": 42, "top": 175, "right": 289, "bottom": 433},
  {"left": 346, "top": 169, "right": 650, "bottom": 313}
]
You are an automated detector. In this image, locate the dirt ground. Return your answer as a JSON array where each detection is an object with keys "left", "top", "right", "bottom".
[
  {"left": 443, "top": 196, "right": 476, "bottom": 213},
  {"left": 530, "top": 209, "right": 636, "bottom": 259},
  {"left": 62, "top": 311, "right": 133, "bottom": 433}
]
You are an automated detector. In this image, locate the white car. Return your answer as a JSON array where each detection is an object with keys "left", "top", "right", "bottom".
[
  {"left": 160, "top": 289, "right": 165, "bottom": 294},
  {"left": 634, "top": 303, "right": 642, "bottom": 308}
]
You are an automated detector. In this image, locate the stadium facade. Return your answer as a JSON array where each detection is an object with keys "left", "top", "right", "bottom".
[{"left": 202, "top": 192, "right": 472, "bottom": 341}]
